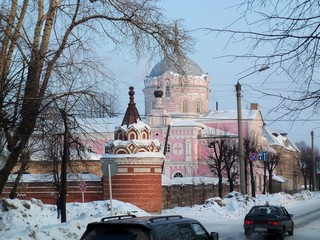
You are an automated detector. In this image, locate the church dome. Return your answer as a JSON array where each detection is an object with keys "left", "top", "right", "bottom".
[{"left": 148, "top": 55, "right": 204, "bottom": 78}]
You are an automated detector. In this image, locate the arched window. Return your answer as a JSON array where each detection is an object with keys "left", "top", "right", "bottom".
[
  {"left": 87, "top": 145, "right": 92, "bottom": 153},
  {"left": 173, "top": 172, "right": 183, "bottom": 178},
  {"left": 182, "top": 100, "right": 188, "bottom": 113},
  {"left": 165, "top": 80, "right": 171, "bottom": 97},
  {"left": 142, "top": 132, "right": 148, "bottom": 139},
  {"left": 196, "top": 101, "right": 201, "bottom": 113},
  {"left": 165, "top": 143, "right": 170, "bottom": 154},
  {"left": 129, "top": 133, "right": 136, "bottom": 140}
]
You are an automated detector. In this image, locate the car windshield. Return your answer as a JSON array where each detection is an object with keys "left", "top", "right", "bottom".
[{"left": 81, "top": 226, "right": 149, "bottom": 240}]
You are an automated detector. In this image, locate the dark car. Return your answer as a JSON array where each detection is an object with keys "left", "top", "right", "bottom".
[
  {"left": 243, "top": 205, "right": 294, "bottom": 239},
  {"left": 80, "top": 214, "right": 219, "bottom": 240}
]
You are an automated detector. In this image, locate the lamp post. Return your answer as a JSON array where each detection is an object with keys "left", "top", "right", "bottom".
[{"left": 236, "top": 66, "right": 269, "bottom": 194}]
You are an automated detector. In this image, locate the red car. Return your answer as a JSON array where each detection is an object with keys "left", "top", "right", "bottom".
[{"left": 243, "top": 205, "right": 294, "bottom": 239}]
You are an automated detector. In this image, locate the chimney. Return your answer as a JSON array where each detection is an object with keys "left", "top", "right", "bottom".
[{"left": 250, "top": 103, "right": 259, "bottom": 110}]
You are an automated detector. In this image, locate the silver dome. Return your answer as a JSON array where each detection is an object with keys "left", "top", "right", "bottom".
[{"left": 148, "top": 55, "right": 204, "bottom": 78}]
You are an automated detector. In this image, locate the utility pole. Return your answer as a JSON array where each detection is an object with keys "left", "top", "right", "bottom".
[
  {"left": 236, "top": 82, "right": 246, "bottom": 194},
  {"left": 311, "top": 130, "right": 317, "bottom": 191},
  {"left": 236, "top": 66, "right": 269, "bottom": 195}
]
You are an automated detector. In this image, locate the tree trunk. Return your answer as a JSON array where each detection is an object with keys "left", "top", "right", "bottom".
[
  {"left": 218, "top": 175, "right": 223, "bottom": 198},
  {"left": 263, "top": 162, "right": 267, "bottom": 194},
  {"left": 60, "top": 109, "right": 70, "bottom": 223},
  {"left": 309, "top": 174, "right": 312, "bottom": 191},
  {"left": 228, "top": 177, "right": 234, "bottom": 192},
  {"left": 244, "top": 159, "right": 248, "bottom": 193},
  {"left": 268, "top": 170, "right": 273, "bottom": 194},
  {"left": 304, "top": 175, "right": 307, "bottom": 190},
  {"left": 249, "top": 161, "right": 255, "bottom": 197}
]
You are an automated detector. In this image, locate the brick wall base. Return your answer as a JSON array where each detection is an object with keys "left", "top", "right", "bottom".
[
  {"left": 1, "top": 181, "right": 103, "bottom": 204},
  {"left": 103, "top": 174, "right": 162, "bottom": 213},
  {"left": 1, "top": 178, "right": 238, "bottom": 211}
]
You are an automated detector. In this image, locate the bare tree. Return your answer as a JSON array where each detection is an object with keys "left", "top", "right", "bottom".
[
  {"left": 265, "top": 151, "right": 280, "bottom": 194},
  {"left": 224, "top": 141, "right": 239, "bottom": 193},
  {"left": 0, "top": 0, "right": 192, "bottom": 194},
  {"left": 39, "top": 92, "right": 113, "bottom": 222},
  {"left": 207, "top": 140, "right": 226, "bottom": 198},
  {"left": 244, "top": 138, "right": 255, "bottom": 197},
  {"left": 296, "top": 141, "right": 315, "bottom": 190},
  {"left": 207, "top": 138, "right": 238, "bottom": 197},
  {"left": 207, "top": 1, "right": 320, "bottom": 116}
]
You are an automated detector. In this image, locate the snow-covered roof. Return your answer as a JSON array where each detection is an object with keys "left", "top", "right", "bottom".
[
  {"left": 7, "top": 173, "right": 101, "bottom": 183},
  {"left": 75, "top": 117, "right": 122, "bottom": 133},
  {"left": 120, "top": 119, "right": 150, "bottom": 132},
  {"left": 263, "top": 127, "right": 299, "bottom": 152},
  {"left": 101, "top": 152, "right": 165, "bottom": 159},
  {"left": 272, "top": 174, "right": 288, "bottom": 183},
  {"left": 110, "top": 139, "right": 161, "bottom": 148},
  {"left": 201, "top": 109, "right": 258, "bottom": 120},
  {"left": 30, "top": 150, "right": 102, "bottom": 162},
  {"left": 170, "top": 118, "right": 205, "bottom": 128},
  {"left": 162, "top": 175, "right": 221, "bottom": 186},
  {"left": 200, "top": 125, "right": 237, "bottom": 138}
]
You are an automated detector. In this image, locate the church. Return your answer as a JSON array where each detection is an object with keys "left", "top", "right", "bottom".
[{"left": 141, "top": 54, "right": 300, "bottom": 193}]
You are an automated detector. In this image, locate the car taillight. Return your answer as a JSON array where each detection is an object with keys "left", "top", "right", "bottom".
[
  {"left": 268, "top": 220, "right": 280, "bottom": 226},
  {"left": 244, "top": 220, "right": 253, "bottom": 225}
]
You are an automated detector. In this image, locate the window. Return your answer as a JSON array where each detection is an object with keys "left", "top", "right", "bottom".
[
  {"left": 87, "top": 145, "right": 92, "bottom": 153},
  {"left": 165, "top": 143, "right": 171, "bottom": 154},
  {"left": 173, "top": 172, "right": 183, "bottom": 178},
  {"left": 165, "top": 79, "right": 171, "bottom": 97},
  {"left": 182, "top": 100, "right": 188, "bottom": 112},
  {"left": 129, "top": 133, "right": 136, "bottom": 140},
  {"left": 142, "top": 132, "right": 147, "bottom": 139},
  {"left": 177, "top": 224, "right": 194, "bottom": 240},
  {"left": 154, "top": 224, "right": 182, "bottom": 240},
  {"left": 196, "top": 101, "right": 201, "bottom": 113},
  {"left": 191, "top": 223, "right": 210, "bottom": 240}
]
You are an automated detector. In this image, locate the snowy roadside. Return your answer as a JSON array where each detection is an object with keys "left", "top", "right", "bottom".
[{"left": 1, "top": 191, "right": 319, "bottom": 240}]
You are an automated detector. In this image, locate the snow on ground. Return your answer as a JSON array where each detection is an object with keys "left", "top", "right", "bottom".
[{"left": 0, "top": 191, "right": 320, "bottom": 240}]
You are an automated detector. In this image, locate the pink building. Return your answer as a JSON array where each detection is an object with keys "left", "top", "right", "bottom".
[
  {"left": 78, "top": 55, "right": 300, "bottom": 194},
  {"left": 143, "top": 55, "right": 266, "bottom": 180}
]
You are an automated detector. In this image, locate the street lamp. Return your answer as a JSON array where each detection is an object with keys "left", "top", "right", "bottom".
[{"left": 236, "top": 66, "right": 269, "bottom": 194}]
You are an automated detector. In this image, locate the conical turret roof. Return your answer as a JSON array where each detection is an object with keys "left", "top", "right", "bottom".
[{"left": 121, "top": 86, "right": 141, "bottom": 127}]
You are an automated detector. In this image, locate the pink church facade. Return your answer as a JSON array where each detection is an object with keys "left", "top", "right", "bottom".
[
  {"left": 143, "top": 55, "right": 266, "bottom": 181},
  {"left": 78, "top": 55, "right": 300, "bottom": 194}
]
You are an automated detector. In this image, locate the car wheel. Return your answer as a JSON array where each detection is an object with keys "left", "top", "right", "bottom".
[{"left": 288, "top": 223, "right": 294, "bottom": 236}]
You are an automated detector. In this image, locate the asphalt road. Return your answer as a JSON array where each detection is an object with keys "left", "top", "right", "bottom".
[{"left": 197, "top": 199, "right": 320, "bottom": 240}]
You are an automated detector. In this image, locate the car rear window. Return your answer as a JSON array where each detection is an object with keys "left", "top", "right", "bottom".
[
  {"left": 81, "top": 226, "right": 149, "bottom": 240},
  {"left": 249, "top": 206, "right": 279, "bottom": 215}
]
